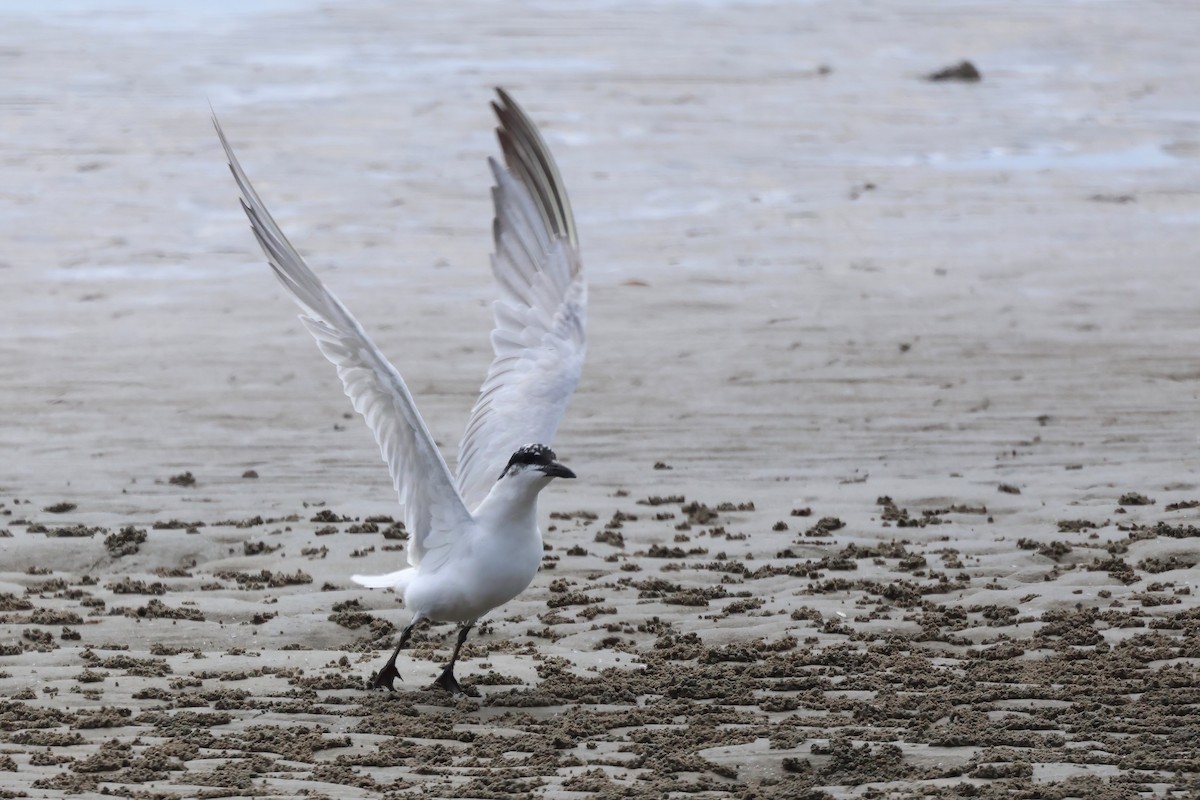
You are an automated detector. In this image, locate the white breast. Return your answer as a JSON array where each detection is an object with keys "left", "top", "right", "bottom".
[{"left": 403, "top": 521, "right": 543, "bottom": 623}]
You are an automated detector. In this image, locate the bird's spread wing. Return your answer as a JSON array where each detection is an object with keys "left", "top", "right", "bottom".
[
  {"left": 214, "top": 117, "right": 474, "bottom": 571},
  {"left": 455, "top": 89, "right": 587, "bottom": 510}
]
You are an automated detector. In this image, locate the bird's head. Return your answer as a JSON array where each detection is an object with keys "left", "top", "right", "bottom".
[{"left": 498, "top": 443, "right": 576, "bottom": 487}]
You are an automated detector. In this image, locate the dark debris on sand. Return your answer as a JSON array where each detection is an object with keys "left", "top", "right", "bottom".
[{"left": 926, "top": 60, "right": 982, "bottom": 82}]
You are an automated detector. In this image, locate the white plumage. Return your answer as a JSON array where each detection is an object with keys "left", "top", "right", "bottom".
[{"left": 215, "top": 89, "right": 585, "bottom": 693}]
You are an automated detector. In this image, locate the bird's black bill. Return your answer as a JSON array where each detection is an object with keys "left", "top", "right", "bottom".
[{"left": 541, "top": 462, "right": 576, "bottom": 479}]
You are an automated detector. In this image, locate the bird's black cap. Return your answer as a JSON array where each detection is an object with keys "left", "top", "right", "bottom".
[{"left": 500, "top": 443, "right": 573, "bottom": 479}]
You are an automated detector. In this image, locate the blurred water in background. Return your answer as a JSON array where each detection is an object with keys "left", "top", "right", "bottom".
[
  {"left": 6, "top": 0, "right": 310, "bottom": 26},
  {"left": 0, "top": 0, "right": 1197, "bottom": 498}
]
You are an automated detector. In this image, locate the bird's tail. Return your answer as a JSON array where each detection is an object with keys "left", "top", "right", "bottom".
[{"left": 351, "top": 568, "right": 415, "bottom": 593}]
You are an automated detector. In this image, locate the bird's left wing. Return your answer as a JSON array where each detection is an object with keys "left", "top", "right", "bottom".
[
  {"left": 214, "top": 117, "right": 474, "bottom": 571},
  {"left": 455, "top": 89, "right": 587, "bottom": 511}
]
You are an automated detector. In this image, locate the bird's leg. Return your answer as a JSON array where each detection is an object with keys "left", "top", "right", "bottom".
[
  {"left": 370, "top": 616, "right": 421, "bottom": 691},
  {"left": 433, "top": 622, "right": 475, "bottom": 695}
]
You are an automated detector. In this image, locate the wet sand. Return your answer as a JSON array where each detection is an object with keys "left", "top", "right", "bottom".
[{"left": 1, "top": 1, "right": 1199, "bottom": 797}]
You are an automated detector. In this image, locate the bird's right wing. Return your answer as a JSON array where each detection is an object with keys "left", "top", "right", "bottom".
[
  {"left": 454, "top": 89, "right": 587, "bottom": 510},
  {"left": 214, "top": 117, "right": 474, "bottom": 572}
]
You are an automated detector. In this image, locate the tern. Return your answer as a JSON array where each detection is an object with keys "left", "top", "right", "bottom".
[{"left": 215, "top": 89, "right": 586, "bottom": 693}]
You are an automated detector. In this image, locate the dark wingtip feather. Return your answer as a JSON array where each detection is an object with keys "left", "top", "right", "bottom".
[{"left": 491, "top": 88, "right": 577, "bottom": 251}]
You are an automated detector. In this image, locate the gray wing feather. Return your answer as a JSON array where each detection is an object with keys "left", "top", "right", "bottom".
[
  {"left": 455, "top": 89, "right": 587, "bottom": 510},
  {"left": 214, "top": 116, "right": 473, "bottom": 571}
]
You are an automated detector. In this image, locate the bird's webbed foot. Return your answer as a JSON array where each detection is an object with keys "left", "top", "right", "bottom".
[
  {"left": 369, "top": 659, "right": 403, "bottom": 691},
  {"left": 433, "top": 665, "right": 464, "bottom": 695}
]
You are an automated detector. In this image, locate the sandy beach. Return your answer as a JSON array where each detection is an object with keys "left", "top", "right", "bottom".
[{"left": 2, "top": 0, "right": 1199, "bottom": 797}]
